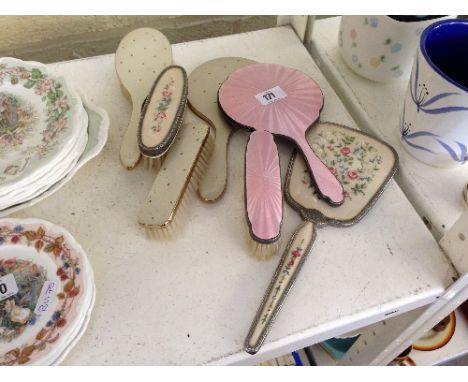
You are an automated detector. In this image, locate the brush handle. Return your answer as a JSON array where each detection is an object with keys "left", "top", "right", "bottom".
[
  {"left": 120, "top": 103, "right": 142, "bottom": 169},
  {"left": 244, "top": 221, "right": 316, "bottom": 355},
  {"left": 197, "top": 116, "right": 231, "bottom": 202},
  {"left": 245, "top": 130, "right": 282, "bottom": 243},
  {"left": 296, "top": 136, "right": 344, "bottom": 206}
]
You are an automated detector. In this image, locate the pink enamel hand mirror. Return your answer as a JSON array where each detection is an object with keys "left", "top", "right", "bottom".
[{"left": 218, "top": 63, "right": 344, "bottom": 206}]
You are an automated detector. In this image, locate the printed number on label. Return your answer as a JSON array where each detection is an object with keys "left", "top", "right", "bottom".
[
  {"left": 255, "top": 86, "right": 287, "bottom": 106},
  {"left": 0, "top": 274, "right": 19, "bottom": 302}
]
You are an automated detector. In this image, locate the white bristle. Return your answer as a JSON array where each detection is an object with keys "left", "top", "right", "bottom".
[
  {"left": 242, "top": 222, "right": 281, "bottom": 261},
  {"left": 142, "top": 155, "right": 165, "bottom": 171},
  {"left": 248, "top": 238, "right": 281, "bottom": 261}
]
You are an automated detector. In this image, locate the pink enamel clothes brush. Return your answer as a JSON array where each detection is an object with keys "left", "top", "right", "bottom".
[
  {"left": 245, "top": 130, "right": 283, "bottom": 260},
  {"left": 218, "top": 63, "right": 344, "bottom": 206}
]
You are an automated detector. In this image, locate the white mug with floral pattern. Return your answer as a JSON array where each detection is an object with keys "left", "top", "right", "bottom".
[
  {"left": 339, "top": 15, "right": 453, "bottom": 83},
  {"left": 400, "top": 19, "right": 468, "bottom": 168}
]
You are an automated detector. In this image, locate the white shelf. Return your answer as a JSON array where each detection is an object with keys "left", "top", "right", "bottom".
[
  {"left": 410, "top": 309, "right": 468, "bottom": 365},
  {"left": 9, "top": 26, "right": 456, "bottom": 365},
  {"left": 307, "top": 308, "right": 468, "bottom": 366},
  {"left": 310, "top": 16, "right": 468, "bottom": 240}
]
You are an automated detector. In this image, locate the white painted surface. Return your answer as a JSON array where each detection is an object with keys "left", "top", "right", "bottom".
[
  {"left": 441, "top": 209, "right": 468, "bottom": 274},
  {"left": 276, "top": 16, "right": 308, "bottom": 41},
  {"left": 10, "top": 26, "right": 456, "bottom": 365},
  {"left": 310, "top": 17, "right": 468, "bottom": 240}
]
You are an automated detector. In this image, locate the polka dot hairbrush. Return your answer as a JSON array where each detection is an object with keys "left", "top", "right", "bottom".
[
  {"left": 115, "top": 28, "right": 172, "bottom": 169},
  {"left": 138, "top": 120, "right": 214, "bottom": 240},
  {"left": 188, "top": 57, "right": 256, "bottom": 202}
]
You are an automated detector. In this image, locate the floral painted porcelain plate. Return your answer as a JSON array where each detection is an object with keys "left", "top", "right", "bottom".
[
  {"left": 0, "top": 99, "right": 109, "bottom": 217},
  {"left": 50, "top": 282, "right": 95, "bottom": 365},
  {"left": 0, "top": 116, "right": 87, "bottom": 201},
  {"left": 0, "top": 218, "right": 94, "bottom": 365},
  {"left": 0, "top": 57, "right": 85, "bottom": 193},
  {"left": 0, "top": 130, "right": 88, "bottom": 210}
]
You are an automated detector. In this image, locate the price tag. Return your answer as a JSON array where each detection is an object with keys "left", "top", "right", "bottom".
[
  {"left": 255, "top": 86, "right": 287, "bottom": 106},
  {"left": 0, "top": 273, "right": 19, "bottom": 302},
  {"left": 34, "top": 281, "right": 58, "bottom": 315}
]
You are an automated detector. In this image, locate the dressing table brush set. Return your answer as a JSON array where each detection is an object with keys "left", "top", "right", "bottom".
[
  {"left": 114, "top": 28, "right": 399, "bottom": 355},
  {"left": 0, "top": 26, "right": 398, "bottom": 364}
]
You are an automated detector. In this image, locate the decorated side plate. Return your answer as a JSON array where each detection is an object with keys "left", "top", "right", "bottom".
[
  {"left": 413, "top": 312, "right": 456, "bottom": 351},
  {"left": 0, "top": 98, "right": 108, "bottom": 217},
  {"left": 0, "top": 218, "right": 94, "bottom": 365},
  {"left": 0, "top": 126, "right": 88, "bottom": 209},
  {"left": 50, "top": 282, "right": 95, "bottom": 365},
  {"left": 0, "top": 57, "right": 85, "bottom": 193}
]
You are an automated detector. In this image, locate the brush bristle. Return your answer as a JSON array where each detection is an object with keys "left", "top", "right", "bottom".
[
  {"left": 195, "top": 129, "right": 215, "bottom": 180},
  {"left": 248, "top": 237, "right": 281, "bottom": 261},
  {"left": 144, "top": 130, "right": 214, "bottom": 240},
  {"left": 144, "top": 214, "right": 180, "bottom": 241},
  {"left": 142, "top": 155, "right": 166, "bottom": 171},
  {"left": 241, "top": 213, "right": 281, "bottom": 261}
]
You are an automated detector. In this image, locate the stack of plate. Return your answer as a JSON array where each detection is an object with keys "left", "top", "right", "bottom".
[
  {"left": 0, "top": 218, "right": 95, "bottom": 365},
  {"left": 0, "top": 57, "right": 108, "bottom": 215}
]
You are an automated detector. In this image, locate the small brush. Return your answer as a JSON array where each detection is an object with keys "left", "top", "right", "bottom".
[
  {"left": 244, "top": 130, "right": 283, "bottom": 260},
  {"left": 138, "top": 65, "right": 188, "bottom": 172},
  {"left": 139, "top": 121, "right": 214, "bottom": 240}
]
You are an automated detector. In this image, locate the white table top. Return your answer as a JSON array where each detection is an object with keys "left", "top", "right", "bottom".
[
  {"left": 10, "top": 26, "right": 456, "bottom": 365},
  {"left": 310, "top": 16, "right": 468, "bottom": 241}
]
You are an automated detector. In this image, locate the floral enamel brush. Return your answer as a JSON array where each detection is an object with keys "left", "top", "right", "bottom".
[
  {"left": 115, "top": 28, "right": 172, "bottom": 169},
  {"left": 244, "top": 122, "right": 398, "bottom": 354},
  {"left": 188, "top": 57, "right": 256, "bottom": 202},
  {"left": 138, "top": 65, "right": 188, "bottom": 171}
]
